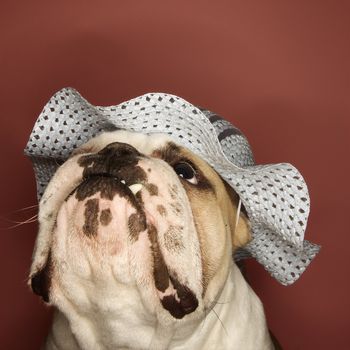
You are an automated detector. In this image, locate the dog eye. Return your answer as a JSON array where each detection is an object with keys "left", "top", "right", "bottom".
[{"left": 173, "top": 162, "right": 198, "bottom": 184}]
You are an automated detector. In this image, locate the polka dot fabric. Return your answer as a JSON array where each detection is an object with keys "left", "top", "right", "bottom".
[{"left": 25, "top": 88, "right": 320, "bottom": 285}]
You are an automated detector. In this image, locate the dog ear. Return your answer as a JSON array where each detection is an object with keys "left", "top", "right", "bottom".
[
  {"left": 232, "top": 208, "right": 251, "bottom": 249},
  {"left": 29, "top": 155, "right": 86, "bottom": 302},
  {"left": 30, "top": 251, "right": 52, "bottom": 303},
  {"left": 29, "top": 207, "right": 56, "bottom": 303},
  {"left": 223, "top": 181, "right": 252, "bottom": 250},
  {"left": 28, "top": 208, "right": 55, "bottom": 303}
]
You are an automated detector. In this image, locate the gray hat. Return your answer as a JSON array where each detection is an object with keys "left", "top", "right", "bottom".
[{"left": 25, "top": 87, "right": 320, "bottom": 285}]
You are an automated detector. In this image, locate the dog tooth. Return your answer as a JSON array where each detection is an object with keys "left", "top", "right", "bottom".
[
  {"left": 121, "top": 180, "right": 126, "bottom": 184},
  {"left": 129, "top": 183, "right": 143, "bottom": 195}
]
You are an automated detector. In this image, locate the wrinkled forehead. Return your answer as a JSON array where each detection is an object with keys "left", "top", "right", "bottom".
[
  {"left": 75, "top": 130, "right": 176, "bottom": 157},
  {"left": 75, "top": 130, "right": 225, "bottom": 187}
]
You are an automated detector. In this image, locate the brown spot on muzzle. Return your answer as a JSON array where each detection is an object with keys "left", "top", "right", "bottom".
[
  {"left": 148, "top": 224, "right": 198, "bottom": 319},
  {"left": 128, "top": 212, "right": 147, "bottom": 242},
  {"left": 100, "top": 208, "right": 112, "bottom": 226},
  {"left": 148, "top": 224, "right": 169, "bottom": 292},
  {"left": 146, "top": 183, "right": 158, "bottom": 196},
  {"left": 157, "top": 205, "right": 167, "bottom": 216},
  {"left": 75, "top": 176, "right": 140, "bottom": 204},
  {"left": 83, "top": 199, "right": 99, "bottom": 237},
  {"left": 161, "top": 275, "right": 199, "bottom": 319}
]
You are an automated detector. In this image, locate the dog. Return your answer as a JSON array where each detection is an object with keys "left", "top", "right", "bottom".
[{"left": 30, "top": 130, "right": 279, "bottom": 349}]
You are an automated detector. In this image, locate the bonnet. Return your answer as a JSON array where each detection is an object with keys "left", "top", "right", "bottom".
[{"left": 25, "top": 88, "right": 320, "bottom": 285}]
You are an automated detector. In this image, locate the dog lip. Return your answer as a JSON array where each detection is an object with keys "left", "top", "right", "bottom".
[
  {"left": 73, "top": 173, "right": 144, "bottom": 199},
  {"left": 82, "top": 172, "right": 120, "bottom": 181},
  {"left": 82, "top": 173, "right": 138, "bottom": 188}
]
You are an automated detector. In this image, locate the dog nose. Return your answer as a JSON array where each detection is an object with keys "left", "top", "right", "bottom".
[
  {"left": 98, "top": 142, "right": 141, "bottom": 158},
  {"left": 77, "top": 141, "right": 147, "bottom": 186}
]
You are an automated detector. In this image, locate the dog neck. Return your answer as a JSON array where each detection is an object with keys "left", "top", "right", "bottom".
[
  {"left": 165, "top": 263, "right": 273, "bottom": 350},
  {"left": 45, "top": 264, "right": 272, "bottom": 350}
]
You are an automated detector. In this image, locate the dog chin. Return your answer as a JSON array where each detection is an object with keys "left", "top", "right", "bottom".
[{"left": 45, "top": 171, "right": 202, "bottom": 323}]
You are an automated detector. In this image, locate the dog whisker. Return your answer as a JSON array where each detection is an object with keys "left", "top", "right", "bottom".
[
  {"left": 3, "top": 214, "right": 38, "bottom": 229},
  {"left": 198, "top": 308, "right": 207, "bottom": 333},
  {"left": 0, "top": 204, "right": 39, "bottom": 229},
  {"left": 208, "top": 294, "right": 233, "bottom": 307},
  {"left": 211, "top": 300, "right": 231, "bottom": 305},
  {"left": 11, "top": 204, "right": 39, "bottom": 213},
  {"left": 211, "top": 307, "right": 228, "bottom": 337}
]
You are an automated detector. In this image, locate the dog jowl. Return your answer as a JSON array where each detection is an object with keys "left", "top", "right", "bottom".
[{"left": 29, "top": 130, "right": 275, "bottom": 350}]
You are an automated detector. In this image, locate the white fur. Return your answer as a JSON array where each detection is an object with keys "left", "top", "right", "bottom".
[
  {"left": 45, "top": 265, "right": 273, "bottom": 349},
  {"left": 31, "top": 130, "right": 274, "bottom": 350},
  {"left": 30, "top": 156, "right": 85, "bottom": 278}
]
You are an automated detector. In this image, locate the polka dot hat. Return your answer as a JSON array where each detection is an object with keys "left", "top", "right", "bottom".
[{"left": 25, "top": 88, "right": 320, "bottom": 285}]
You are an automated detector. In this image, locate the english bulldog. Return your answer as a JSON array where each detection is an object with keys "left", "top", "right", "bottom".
[{"left": 30, "top": 130, "right": 279, "bottom": 350}]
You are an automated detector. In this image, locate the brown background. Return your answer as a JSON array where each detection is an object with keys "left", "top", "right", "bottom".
[{"left": 1, "top": 1, "right": 349, "bottom": 349}]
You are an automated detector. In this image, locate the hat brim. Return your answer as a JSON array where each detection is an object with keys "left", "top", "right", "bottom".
[{"left": 25, "top": 88, "right": 320, "bottom": 285}]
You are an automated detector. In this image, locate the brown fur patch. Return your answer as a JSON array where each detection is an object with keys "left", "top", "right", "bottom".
[
  {"left": 151, "top": 142, "right": 182, "bottom": 164},
  {"left": 157, "top": 205, "right": 167, "bottom": 216},
  {"left": 128, "top": 212, "right": 147, "bottom": 242},
  {"left": 189, "top": 207, "right": 212, "bottom": 292},
  {"left": 146, "top": 183, "right": 158, "bottom": 196},
  {"left": 160, "top": 274, "right": 199, "bottom": 319},
  {"left": 148, "top": 224, "right": 198, "bottom": 319},
  {"left": 75, "top": 177, "right": 128, "bottom": 201},
  {"left": 83, "top": 199, "right": 100, "bottom": 237},
  {"left": 100, "top": 208, "right": 112, "bottom": 226},
  {"left": 148, "top": 224, "right": 169, "bottom": 292}
]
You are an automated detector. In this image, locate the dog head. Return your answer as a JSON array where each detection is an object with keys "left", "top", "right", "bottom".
[{"left": 30, "top": 130, "right": 251, "bottom": 325}]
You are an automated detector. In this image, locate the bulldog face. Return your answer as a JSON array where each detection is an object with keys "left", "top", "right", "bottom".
[{"left": 30, "top": 130, "right": 251, "bottom": 325}]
